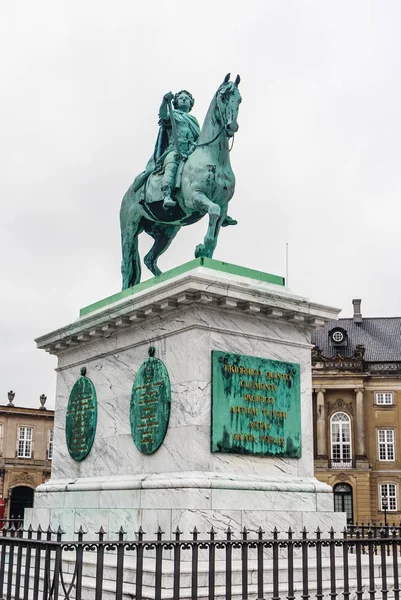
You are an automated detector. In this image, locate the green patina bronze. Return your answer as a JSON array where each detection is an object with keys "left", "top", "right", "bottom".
[
  {"left": 211, "top": 351, "right": 301, "bottom": 458},
  {"left": 130, "top": 347, "right": 171, "bottom": 454},
  {"left": 120, "top": 74, "right": 242, "bottom": 289},
  {"left": 80, "top": 258, "right": 284, "bottom": 317},
  {"left": 66, "top": 367, "right": 97, "bottom": 462}
]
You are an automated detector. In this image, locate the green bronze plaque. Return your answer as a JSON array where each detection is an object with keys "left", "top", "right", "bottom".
[
  {"left": 130, "top": 348, "right": 171, "bottom": 454},
  {"left": 211, "top": 351, "right": 301, "bottom": 457},
  {"left": 66, "top": 368, "right": 97, "bottom": 462}
]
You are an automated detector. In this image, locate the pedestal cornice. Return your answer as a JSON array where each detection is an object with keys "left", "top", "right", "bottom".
[{"left": 36, "top": 264, "right": 340, "bottom": 356}]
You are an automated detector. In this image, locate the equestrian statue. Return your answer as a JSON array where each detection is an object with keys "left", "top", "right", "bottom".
[{"left": 120, "top": 73, "right": 242, "bottom": 289}]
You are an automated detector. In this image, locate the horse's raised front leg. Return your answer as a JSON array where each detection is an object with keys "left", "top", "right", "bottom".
[{"left": 192, "top": 192, "right": 222, "bottom": 259}]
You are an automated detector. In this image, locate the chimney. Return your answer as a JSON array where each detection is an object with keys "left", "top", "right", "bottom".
[{"left": 352, "top": 299, "right": 362, "bottom": 324}]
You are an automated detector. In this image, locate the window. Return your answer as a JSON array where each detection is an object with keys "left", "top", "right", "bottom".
[
  {"left": 332, "top": 331, "right": 344, "bottom": 342},
  {"left": 376, "top": 392, "right": 393, "bottom": 405},
  {"left": 380, "top": 483, "right": 397, "bottom": 511},
  {"left": 17, "top": 427, "right": 33, "bottom": 458},
  {"left": 331, "top": 412, "right": 352, "bottom": 465},
  {"left": 334, "top": 483, "right": 354, "bottom": 524},
  {"left": 378, "top": 430, "right": 395, "bottom": 461},
  {"left": 48, "top": 429, "right": 53, "bottom": 460}
]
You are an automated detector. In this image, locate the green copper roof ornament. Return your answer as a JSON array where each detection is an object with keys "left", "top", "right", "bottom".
[{"left": 120, "top": 73, "right": 242, "bottom": 289}]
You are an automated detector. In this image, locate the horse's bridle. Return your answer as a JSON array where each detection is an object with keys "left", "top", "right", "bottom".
[{"left": 196, "top": 87, "right": 236, "bottom": 149}]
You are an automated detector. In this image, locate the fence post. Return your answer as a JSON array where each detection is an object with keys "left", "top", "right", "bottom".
[
  {"left": 116, "top": 526, "right": 126, "bottom": 600},
  {"left": 315, "top": 527, "right": 323, "bottom": 600},
  {"left": 225, "top": 526, "right": 232, "bottom": 600},
  {"left": 208, "top": 527, "right": 215, "bottom": 600},
  {"left": 95, "top": 526, "right": 106, "bottom": 600},
  {"left": 173, "top": 527, "right": 182, "bottom": 600},
  {"left": 6, "top": 520, "right": 16, "bottom": 600},
  {"left": 380, "top": 526, "right": 388, "bottom": 600},
  {"left": 257, "top": 526, "right": 265, "bottom": 600},
  {"left": 272, "top": 527, "right": 280, "bottom": 600},
  {"left": 301, "top": 527, "right": 310, "bottom": 600},
  {"left": 135, "top": 526, "right": 144, "bottom": 600},
  {"left": 14, "top": 521, "right": 24, "bottom": 600},
  {"left": 23, "top": 525, "right": 33, "bottom": 600},
  {"left": 75, "top": 525, "right": 85, "bottom": 600},
  {"left": 191, "top": 527, "right": 199, "bottom": 600},
  {"left": 286, "top": 527, "right": 295, "bottom": 600},
  {"left": 241, "top": 527, "right": 249, "bottom": 600},
  {"left": 155, "top": 525, "right": 164, "bottom": 600},
  {"left": 392, "top": 526, "right": 400, "bottom": 600}
]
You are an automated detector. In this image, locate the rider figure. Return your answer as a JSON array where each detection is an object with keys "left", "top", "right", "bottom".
[
  {"left": 133, "top": 89, "right": 237, "bottom": 225},
  {"left": 159, "top": 90, "right": 199, "bottom": 209}
]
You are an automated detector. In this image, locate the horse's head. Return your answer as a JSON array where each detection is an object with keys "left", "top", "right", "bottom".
[{"left": 215, "top": 73, "right": 242, "bottom": 138}]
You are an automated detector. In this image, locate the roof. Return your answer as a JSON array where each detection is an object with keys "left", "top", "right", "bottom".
[{"left": 311, "top": 317, "right": 401, "bottom": 362}]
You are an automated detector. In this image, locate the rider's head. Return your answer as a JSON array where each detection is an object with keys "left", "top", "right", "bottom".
[{"left": 173, "top": 90, "right": 195, "bottom": 112}]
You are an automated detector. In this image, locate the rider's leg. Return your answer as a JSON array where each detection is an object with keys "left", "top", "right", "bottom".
[{"left": 162, "top": 152, "right": 179, "bottom": 208}]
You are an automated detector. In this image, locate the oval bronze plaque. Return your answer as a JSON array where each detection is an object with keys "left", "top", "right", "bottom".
[
  {"left": 66, "top": 368, "right": 97, "bottom": 461},
  {"left": 130, "top": 349, "right": 171, "bottom": 454}
]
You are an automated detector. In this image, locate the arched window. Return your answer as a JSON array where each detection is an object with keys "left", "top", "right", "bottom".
[
  {"left": 333, "top": 483, "right": 354, "bottom": 524},
  {"left": 331, "top": 412, "right": 352, "bottom": 467}
]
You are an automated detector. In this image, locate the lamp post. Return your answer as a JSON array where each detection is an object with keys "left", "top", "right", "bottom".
[{"left": 382, "top": 494, "right": 388, "bottom": 527}]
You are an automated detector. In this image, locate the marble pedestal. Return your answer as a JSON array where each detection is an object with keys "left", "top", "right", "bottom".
[{"left": 27, "top": 259, "right": 345, "bottom": 538}]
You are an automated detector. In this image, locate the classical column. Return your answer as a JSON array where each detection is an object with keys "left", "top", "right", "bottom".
[
  {"left": 315, "top": 388, "right": 327, "bottom": 457},
  {"left": 355, "top": 387, "right": 366, "bottom": 458}
]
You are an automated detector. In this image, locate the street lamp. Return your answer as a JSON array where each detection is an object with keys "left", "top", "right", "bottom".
[{"left": 382, "top": 494, "right": 388, "bottom": 527}]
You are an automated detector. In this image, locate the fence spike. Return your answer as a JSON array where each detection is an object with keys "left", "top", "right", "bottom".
[
  {"left": 75, "top": 525, "right": 86, "bottom": 540},
  {"left": 192, "top": 527, "right": 199, "bottom": 540},
  {"left": 56, "top": 525, "right": 63, "bottom": 541},
  {"left": 329, "top": 526, "right": 335, "bottom": 538},
  {"left": 315, "top": 526, "right": 321, "bottom": 539},
  {"left": 272, "top": 526, "right": 279, "bottom": 538},
  {"left": 226, "top": 525, "right": 232, "bottom": 540},
  {"left": 118, "top": 526, "right": 126, "bottom": 540},
  {"left": 173, "top": 526, "right": 182, "bottom": 540},
  {"left": 302, "top": 526, "right": 308, "bottom": 539},
  {"left": 156, "top": 525, "right": 164, "bottom": 540},
  {"left": 208, "top": 526, "right": 216, "bottom": 540},
  {"left": 96, "top": 525, "right": 106, "bottom": 539},
  {"left": 257, "top": 525, "right": 265, "bottom": 538},
  {"left": 242, "top": 526, "right": 248, "bottom": 540},
  {"left": 287, "top": 527, "right": 293, "bottom": 540}
]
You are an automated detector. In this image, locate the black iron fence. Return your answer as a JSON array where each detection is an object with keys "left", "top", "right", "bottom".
[{"left": 1, "top": 523, "right": 401, "bottom": 599}]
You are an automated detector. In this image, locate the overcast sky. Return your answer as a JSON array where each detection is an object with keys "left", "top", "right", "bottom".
[{"left": 1, "top": 1, "right": 401, "bottom": 409}]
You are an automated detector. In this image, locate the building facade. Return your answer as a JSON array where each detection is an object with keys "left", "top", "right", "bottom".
[
  {"left": 0, "top": 392, "right": 54, "bottom": 520},
  {"left": 312, "top": 300, "right": 401, "bottom": 524}
]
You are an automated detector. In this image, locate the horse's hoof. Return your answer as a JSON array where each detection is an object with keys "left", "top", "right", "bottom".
[{"left": 195, "top": 244, "right": 205, "bottom": 258}]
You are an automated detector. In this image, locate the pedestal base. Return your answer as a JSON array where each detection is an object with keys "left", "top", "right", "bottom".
[{"left": 30, "top": 260, "right": 344, "bottom": 536}]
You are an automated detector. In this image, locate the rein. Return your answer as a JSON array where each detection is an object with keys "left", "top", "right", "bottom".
[
  {"left": 196, "top": 124, "right": 225, "bottom": 148},
  {"left": 194, "top": 93, "right": 237, "bottom": 151}
]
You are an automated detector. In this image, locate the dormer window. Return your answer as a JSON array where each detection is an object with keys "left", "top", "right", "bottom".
[{"left": 329, "top": 327, "right": 348, "bottom": 347}]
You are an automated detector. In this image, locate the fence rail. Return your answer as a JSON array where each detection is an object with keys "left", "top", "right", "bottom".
[{"left": 1, "top": 522, "right": 401, "bottom": 600}]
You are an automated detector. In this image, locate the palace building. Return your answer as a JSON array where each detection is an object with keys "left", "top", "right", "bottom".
[
  {"left": 312, "top": 299, "right": 401, "bottom": 524},
  {"left": 0, "top": 392, "right": 54, "bottom": 521}
]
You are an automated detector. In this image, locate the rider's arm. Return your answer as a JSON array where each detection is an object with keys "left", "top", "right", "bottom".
[{"left": 159, "top": 92, "right": 173, "bottom": 124}]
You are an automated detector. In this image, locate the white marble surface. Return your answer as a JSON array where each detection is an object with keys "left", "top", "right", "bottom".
[
  {"left": 29, "top": 268, "right": 344, "bottom": 537},
  {"left": 47, "top": 305, "right": 317, "bottom": 482}
]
